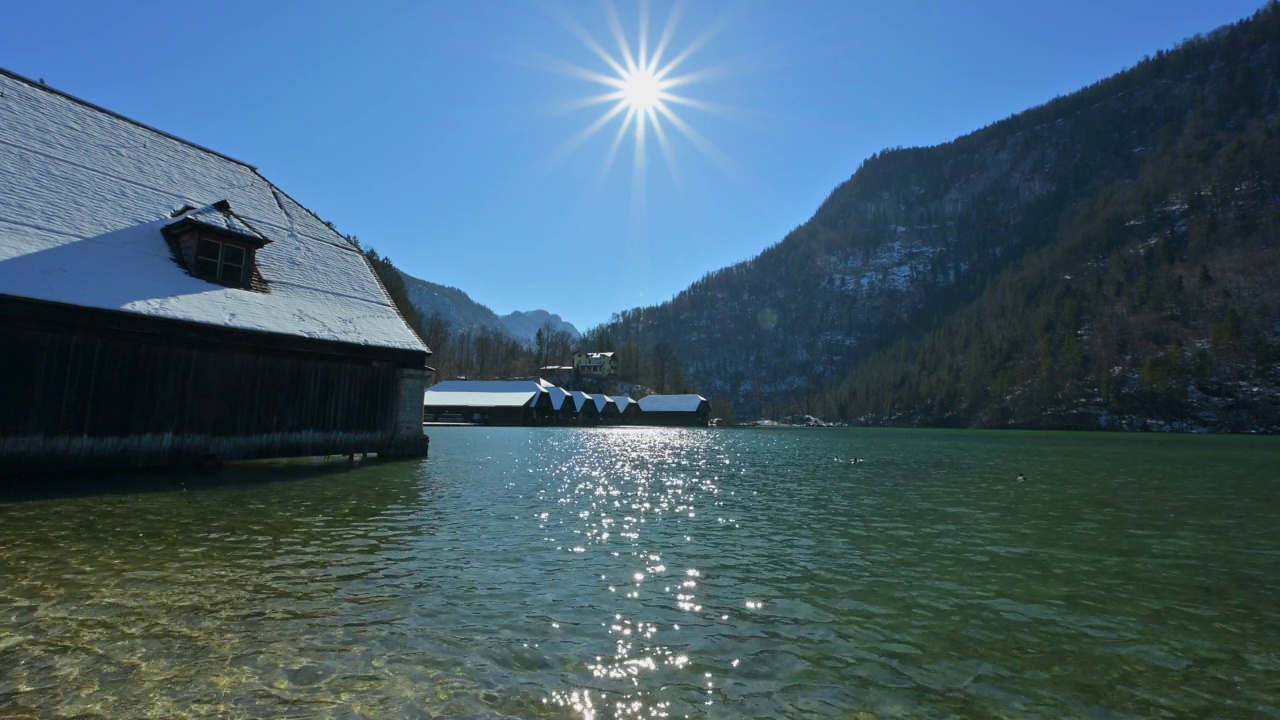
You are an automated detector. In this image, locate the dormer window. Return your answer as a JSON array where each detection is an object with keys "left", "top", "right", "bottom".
[
  {"left": 163, "top": 200, "right": 270, "bottom": 291},
  {"left": 195, "top": 237, "right": 248, "bottom": 286}
]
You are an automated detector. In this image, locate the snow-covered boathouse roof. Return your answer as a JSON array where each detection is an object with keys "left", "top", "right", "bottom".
[
  {"left": 424, "top": 380, "right": 543, "bottom": 409},
  {"left": 0, "top": 68, "right": 426, "bottom": 355},
  {"left": 570, "top": 390, "right": 597, "bottom": 413},
  {"left": 533, "top": 378, "right": 571, "bottom": 411},
  {"left": 546, "top": 386, "right": 572, "bottom": 411},
  {"left": 638, "top": 394, "right": 709, "bottom": 412},
  {"left": 611, "top": 396, "right": 636, "bottom": 414}
]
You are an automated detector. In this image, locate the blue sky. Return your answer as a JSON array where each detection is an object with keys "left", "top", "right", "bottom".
[{"left": 2, "top": 0, "right": 1266, "bottom": 330}]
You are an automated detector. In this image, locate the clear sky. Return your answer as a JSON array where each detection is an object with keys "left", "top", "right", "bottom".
[{"left": 2, "top": 0, "right": 1267, "bottom": 330}]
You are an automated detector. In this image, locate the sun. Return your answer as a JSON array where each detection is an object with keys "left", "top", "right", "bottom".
[
  {"left": 540, "top": 1, "right": 735, "bottom": 206},
  {"left": 621, "top": 67, "right": 663, "bottom": 112}
]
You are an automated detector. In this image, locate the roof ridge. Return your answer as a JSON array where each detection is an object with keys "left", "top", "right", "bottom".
[{"left": 0, "top": 66, "right": 257, "bottom": 171}]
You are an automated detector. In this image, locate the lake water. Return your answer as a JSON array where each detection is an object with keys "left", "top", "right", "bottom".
[{"left": 2, "top": 427, "right": 1278, "bottom": 719}]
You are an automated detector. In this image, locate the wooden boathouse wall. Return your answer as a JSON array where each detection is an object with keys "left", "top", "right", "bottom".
[{"left": 0, "top": 297, "right": 430, "bottom": 475}]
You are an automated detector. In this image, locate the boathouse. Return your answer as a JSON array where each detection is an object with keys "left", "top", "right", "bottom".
[
  {"left": 570, "top": 391, "right": 601, "bottom": 424},
  {"left": 612, "top": 396, "right": 639, "bottom": 424},
  {"left": 423, "top": 380, "right": 553, "bottom": 425},
  {"left": 637, "top": 394, "right": 711, "bottom": 426},
  {"left": 592, "top": 394, "right": 621, "bottom": 423},
  {"left": 538, "top": 380, "right": 574, "bottom": 423},
  {"left": 0, "top": 69, "right": 432, "bottom": 475}
]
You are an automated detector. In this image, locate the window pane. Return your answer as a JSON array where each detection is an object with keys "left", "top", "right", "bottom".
[
  {"left": 194, "top": 257, "right": 219, "bottom": 279},
  {"left": 196, "top": 239, "right": 221, "bottom": 262},
  {"left": 220, "top": 260, "right": 244, "bottom": 285},
  {"left": 221, "top": 245, "right": 246, "bottom": 285}
]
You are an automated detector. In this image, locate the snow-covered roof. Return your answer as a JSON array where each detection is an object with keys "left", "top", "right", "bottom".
[
  {"left": 571, "top": 390, "right": 595, "bottom": 412},
  {"left": 424, "top": 380, "right": 542, "bottom": 408},
  {"left": 0, "top": 69, "right": 426, "bottom": 353},
  {"left": 591, "top": 394, "right": 613, "bottom": 413},
  {"left": 639, "top": 394, "right": 708, "bottom": 412},
  {"left": 612, "top": 396, "right": 634, "bottom": 413},
  {"left": 547, "top": 386, "right": 571, "bottom": 411}
]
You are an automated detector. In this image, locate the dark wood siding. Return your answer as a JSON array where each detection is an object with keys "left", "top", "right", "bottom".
[
  {"left": 2, "top": 327, "right": 397, "bottom": 438},
  {"left": 0, "top": 296, "right": 428, "bottom": 474}
]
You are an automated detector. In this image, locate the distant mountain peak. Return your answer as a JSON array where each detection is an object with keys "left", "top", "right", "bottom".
[
  {"left": 500, "top": 310, "right": 580, "bottom": 346},
  {"left": 395, "top": 269, "right": 580, "bottom": 348}
]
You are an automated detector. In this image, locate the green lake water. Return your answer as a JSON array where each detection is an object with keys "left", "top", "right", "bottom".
[{"left": 1, "top": 427, "right": 1278, "bottom": 719}]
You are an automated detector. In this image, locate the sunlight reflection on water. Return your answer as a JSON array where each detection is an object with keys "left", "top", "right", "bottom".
[{"left": 534, "top": 429, "right": 729, "bottom": 718}]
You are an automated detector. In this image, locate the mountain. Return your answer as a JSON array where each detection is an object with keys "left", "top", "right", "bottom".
[
  {"left": 396, "top": 270, "right": 580, "bottom": 344},
  {"left": 500, "top": 310, "right": 580, "bottom": 347},
  {"left": 396, "top": 271, "right": 509, "bottom": 336},
  {"left": 586, "top": 4, "right": 1280, "bottom": 431}
]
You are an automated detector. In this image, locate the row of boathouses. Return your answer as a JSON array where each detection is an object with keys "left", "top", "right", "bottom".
[{"left": 424, "top": 380, "right": 710, "bottom": 427}]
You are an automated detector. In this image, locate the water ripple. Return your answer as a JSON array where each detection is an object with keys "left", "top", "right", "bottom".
[{"left": 1, "top": 428, "right": 1278, "bottom": 718}]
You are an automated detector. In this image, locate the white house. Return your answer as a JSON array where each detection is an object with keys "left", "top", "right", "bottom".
[{"left": 573, "top": 351, "right": 618, "bottom": 376}]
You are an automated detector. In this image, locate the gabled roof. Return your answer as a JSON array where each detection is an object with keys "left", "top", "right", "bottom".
[
  {"left": 424, "top": 379, "right": 542, "bottom": 408},
  {"left": 590, "top": 394, "right": 615, "bottom": 413},
  {"left": 0, "top": 69, "right": 425, "bottom": 353},
  {"left": 570, "top": 390, "right": 596, "bottom": 412},
  {"left": 612, "top": 396, "right": 635, "bottom": 413},
  {"left": 530, "top": 378, "right": 572, "bottom": 410},
  {"left": 639, "top": 394, "right": 709, "bottom": 412},
  {"left": 547, "top": 386, "right": 571, "bottom": 411}
]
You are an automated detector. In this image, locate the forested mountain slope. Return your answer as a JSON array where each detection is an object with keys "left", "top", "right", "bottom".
[
  {"left": 397, "top": 271, "right": 509, "bottom": 337},
  {"left": 587, "top": 4, "right": 1280, "bottom": 431}
]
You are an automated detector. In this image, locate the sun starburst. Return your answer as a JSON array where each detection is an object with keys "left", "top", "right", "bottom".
[
  {"left": 542, "top": 0, "right": 735, "bottom": 212},
  {"left": 620, "top": 66, "right": 663, "bottom": 112}
]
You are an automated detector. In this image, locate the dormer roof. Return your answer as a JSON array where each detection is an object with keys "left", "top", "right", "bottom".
[{"left": 162, "top": 200, "right": 271, "bottom": 249}]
